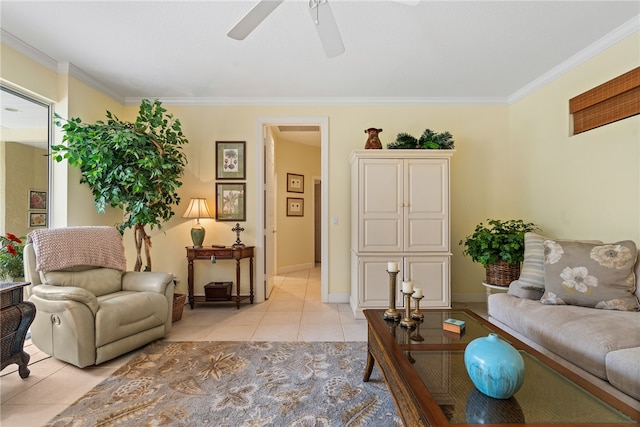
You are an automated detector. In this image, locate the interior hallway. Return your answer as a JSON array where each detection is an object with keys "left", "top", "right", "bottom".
[{"left": 0, "top": 265, "right": 487, "bottom": 426}]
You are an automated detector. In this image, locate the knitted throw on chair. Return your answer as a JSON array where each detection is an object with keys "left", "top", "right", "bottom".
[{"left": 28, "top": 226, "right": 127, "bottom": 272}]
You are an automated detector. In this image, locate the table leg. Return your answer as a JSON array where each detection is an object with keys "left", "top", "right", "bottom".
[
  {"left": 363, "top": 350, "right": 376, "bottom": 382},
  {"left": 187, "top": 258, "right": 195, "bottom": 309},
  {"left": 249, "top": 255, "right": 254, "bottom": 304},
  {"left": 235, "top": 258, "right": 241, "bottom": 310}
]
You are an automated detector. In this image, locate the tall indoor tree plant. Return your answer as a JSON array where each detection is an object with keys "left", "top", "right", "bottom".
[{"left": 52, "top": 99, "right": 188, "bottom": 271}]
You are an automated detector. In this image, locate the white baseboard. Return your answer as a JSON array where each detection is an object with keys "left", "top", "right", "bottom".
[{"left": 326, "top": 293, "right": 350, "bottom": 304}]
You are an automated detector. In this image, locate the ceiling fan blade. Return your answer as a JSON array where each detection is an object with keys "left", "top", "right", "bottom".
[
  {"left": 227, "top": 0, "right": 284, "bottom": 40},
  {"left": 308, "top": 0, "right": 345, "bottom": 58}
]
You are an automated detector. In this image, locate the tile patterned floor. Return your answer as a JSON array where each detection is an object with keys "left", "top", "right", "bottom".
[{"left": 0, "top": 266, "right": 486, "bottom": 426}]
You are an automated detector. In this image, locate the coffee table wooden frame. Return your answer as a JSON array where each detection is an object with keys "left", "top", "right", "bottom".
[{"left": 363, "top": 308, "right": 640, "bottom": 427}]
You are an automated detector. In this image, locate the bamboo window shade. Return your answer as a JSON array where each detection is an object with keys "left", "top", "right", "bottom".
[{"left": 569, "top": 67, "right": 640, "bottom": 135}]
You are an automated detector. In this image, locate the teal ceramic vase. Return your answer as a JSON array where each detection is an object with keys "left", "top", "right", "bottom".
[{"left": 464, "top": 333, "right": 525, "bottom": 399}]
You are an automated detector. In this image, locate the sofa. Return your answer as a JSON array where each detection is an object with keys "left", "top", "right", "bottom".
[
  {"left": 23, "top": 226, "right": 174, "bottom": 368},
  {"left": 488, "top": 233, "right": 640, "bottom": 405}
]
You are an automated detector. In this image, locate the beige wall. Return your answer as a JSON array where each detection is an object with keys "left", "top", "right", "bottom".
[
  {"left": 2, "top": 30, "right": 638, "bottom": 302},
  {"left": 509, "top": 32, "right": 639, "bottom": 243},
  {"left": 275, "top": 138, "right": 321, "bottom": 271}
]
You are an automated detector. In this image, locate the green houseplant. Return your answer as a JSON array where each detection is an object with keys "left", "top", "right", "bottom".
[
  {"left": 52, "top": 99, "right": 188, "bottom": 272},
  {"left": 459, "top": 219, "right": 539, "bottom": 286}
]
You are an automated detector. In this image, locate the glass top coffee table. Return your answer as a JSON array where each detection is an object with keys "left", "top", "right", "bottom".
[{"left": 363, "top": 309, "right": 640, "bottom": 426}]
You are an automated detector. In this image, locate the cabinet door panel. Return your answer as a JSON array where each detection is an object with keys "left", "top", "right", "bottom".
[
  {"left": 359, "top": 159, "right": 402, "bottom": 252},
  {"left": 404, "top": 159, "right": 449, "bottom": 252},
  {"left": 405, "top": 256, "right": 450, "bottom": 308},
  {"left": 360, "top": 257, "right": 404, "bottom": 309}
]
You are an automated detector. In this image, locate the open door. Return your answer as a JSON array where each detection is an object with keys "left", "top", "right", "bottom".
[{"left": 263, "top": 126, "right": 276, "bottom": 298}]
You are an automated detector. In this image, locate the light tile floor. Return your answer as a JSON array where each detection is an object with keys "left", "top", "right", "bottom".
[{"left": 0, "top": 266, "right": 486, "bottom": 426}]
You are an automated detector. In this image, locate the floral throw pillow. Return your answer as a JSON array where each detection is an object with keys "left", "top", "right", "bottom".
[{"left": 540, "top": 240, "right": 639, "bottom": 311}]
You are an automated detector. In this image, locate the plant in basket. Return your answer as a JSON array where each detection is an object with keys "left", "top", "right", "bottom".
[{"left": 459, "top": 219, "right": 539, "bottom": 286}]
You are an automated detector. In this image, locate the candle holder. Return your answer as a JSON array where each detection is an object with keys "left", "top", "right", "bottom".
[
  {"left": 400, "top": 291, "right": 416, "bottom": 329},
  {"left": 410, "top": 320, "right": 424, "bottom": 342},
  {"left": 384, "top": 270, "right": 401, "bottom": 321},
  {"left": 411, "top": 295, "right": 424, "bottom": 320}
]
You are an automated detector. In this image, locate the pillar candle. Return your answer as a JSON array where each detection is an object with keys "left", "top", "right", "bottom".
[
  {"left": 412, "top": 288, "right": 423, "bottom": 298},
  {"left": 402, "top": 281, "right": 413, "bottom": 293},
  {"left": 387, "top": 262, "right": 399, "bottom": 272}
]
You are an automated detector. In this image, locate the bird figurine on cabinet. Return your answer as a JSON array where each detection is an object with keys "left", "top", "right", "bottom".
[{"left": 364, "top": 128, "right": 383, "bottom": 149}]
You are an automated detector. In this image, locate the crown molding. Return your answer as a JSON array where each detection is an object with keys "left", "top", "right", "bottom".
[
  {"left": 508, "top": 15, "right": 640, "bottom": 104},
  {"left": 1, "top": 29, "right": 58, "bottom": 72},
  {"left": 123, "top": 96, "right": 509, "bottom": 106},
  {"left": 57, "top": 62, "right": 124, "bottom": 103}
]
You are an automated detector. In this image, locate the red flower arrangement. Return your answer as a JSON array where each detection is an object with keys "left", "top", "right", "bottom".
[{"left": 1, "top": 233, "right": 25, "bottom": 280}]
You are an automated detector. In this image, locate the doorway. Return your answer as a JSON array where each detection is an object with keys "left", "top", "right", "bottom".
[
  {"left": 0, "top": 86, "right": 52, "bottom": 238},
  {"left": 255, "top": 117, "right": 329, "bottom": 304}
]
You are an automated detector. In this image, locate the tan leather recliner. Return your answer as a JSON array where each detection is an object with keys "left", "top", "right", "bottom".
[{"left": 23, "top": 227, "right": 173, "bottom": 368}]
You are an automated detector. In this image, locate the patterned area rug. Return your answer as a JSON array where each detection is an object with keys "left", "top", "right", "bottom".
[{"left": 45, "top": 341, "right": 402, "bottom": 426}]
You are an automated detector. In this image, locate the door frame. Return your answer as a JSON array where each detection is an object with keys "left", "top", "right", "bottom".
[{"left": 255, "top": 116, "right": 329, "bottom": 303}]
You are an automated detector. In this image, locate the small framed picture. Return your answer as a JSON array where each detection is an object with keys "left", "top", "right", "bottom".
[
  {"left": 29, "top": 189, "right": 47, "bottom": 210},
  {"left": 216, "top": 141, "right": 246, "bottom": 180},
  {"left": 286, "top": 197, "right": 304, "bottom": 217},
  {"left": 29, "top": 212, "right": 47, "bottom": 227},
  {"left": 216, "top": 183, "right": 246, "bottom": 221},
  {"left": 287, "top": 173, "right": 304, "bottom": 193}
]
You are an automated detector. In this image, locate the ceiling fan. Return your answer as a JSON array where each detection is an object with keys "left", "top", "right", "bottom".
[{"left": 227, "top": 0, "right": 345, "bottom": 58}]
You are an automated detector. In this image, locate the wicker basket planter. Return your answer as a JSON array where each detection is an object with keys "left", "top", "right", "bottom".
[
  {"left": 485, "top": 261, "right": 520, "bottom": 287},
  {"left": 172, "top": 293, "right": 186, "bottom": 323}
]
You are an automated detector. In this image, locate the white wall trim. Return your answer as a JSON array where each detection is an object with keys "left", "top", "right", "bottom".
[
  {"left": 125, "top": 96, "right": 508, "bottom": 106},
  {"left": 509, "top": 15, "right": 640, "bottom": 104},
  {"left": 1, "top": 29, "right": 58, "bottom": 72},
  {"left": 58, "top": 62, "right": 123, "bottom": 104},
  {"left": 255, "top": 116, "right": 330, "bottom": 304}
]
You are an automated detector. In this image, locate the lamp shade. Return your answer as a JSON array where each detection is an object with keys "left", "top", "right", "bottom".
[
  {"left": 182, "top": 198, "right": 214, "bottom": 220},
  {"left": 183, "top": 198, "right": 213, "bottom": 247}
]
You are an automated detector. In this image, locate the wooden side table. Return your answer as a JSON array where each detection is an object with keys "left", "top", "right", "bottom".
[
  {"left": 185, "top": 246, "right": 255, "bottom": 309},
  {"left": 1, "top": 282, "right": 36, "bottom": 378}
]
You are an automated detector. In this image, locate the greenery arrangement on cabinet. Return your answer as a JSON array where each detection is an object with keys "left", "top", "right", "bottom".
[
  {"left": 459, "top": 219, "right": 538, "bottom": 268},
  {"left": 387, "top": 129, "right": 455, "bottom": 149},
  {"left": 52, "top": 99, "right": 188, "bottom": 272}
]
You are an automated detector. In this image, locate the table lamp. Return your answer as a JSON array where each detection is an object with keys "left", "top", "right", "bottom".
[{"left": 182, "top": 198, "right": 213, "bottom": 247}]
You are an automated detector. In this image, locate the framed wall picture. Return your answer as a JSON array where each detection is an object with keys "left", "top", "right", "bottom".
[
  {"left": 28, "top": 189, "right": 47, "bottom": 210},
  {"left": 287, "top": 173, "right": 304, "bottom": 193},
  {"left": 286, "top": 197, "right": 304, "bottom": 217},
  {"left": 216, "top": 141, "right": 246, "bottom": 180},
  {"left": 216, "top": 183, "right": 246, "bottom": 221},
  {"left": 29, "top": 212, "right": 47, "bottom": 227}
]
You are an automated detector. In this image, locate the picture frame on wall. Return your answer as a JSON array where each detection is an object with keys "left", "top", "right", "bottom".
[
  {"left": 29, "top": 212, "right": 47, "bottom": 227},
  {"left": 287, "top": 173, "right": 304, "bottom": 193},
  {"left": 216, "top": 183, "right": 246, "bottom": 221},
  {"left": 28, "top": 189, "right": 47, "bottom": 210},
  {"left": 286, "top": 197, "right": 304, "bottom": 217},
  {"left": 216, "top": 141, "right": 246, "bottom": 180}
]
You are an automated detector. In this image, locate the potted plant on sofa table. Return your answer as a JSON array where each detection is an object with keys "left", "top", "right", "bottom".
[{"left": 460, "top": 219, "right": 539, "bottom": 286}]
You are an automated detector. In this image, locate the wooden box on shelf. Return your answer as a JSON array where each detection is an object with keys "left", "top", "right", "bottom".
[{"left": 205, "top": 282, "right": 232, "bottom": 301}]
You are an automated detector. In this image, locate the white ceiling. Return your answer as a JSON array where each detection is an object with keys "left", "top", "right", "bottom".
[{"left": 1, "top": 0, "right": 638, "bottom": 106}]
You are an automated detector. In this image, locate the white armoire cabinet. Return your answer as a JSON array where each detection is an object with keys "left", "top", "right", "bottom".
[{"left": 350, "top": 149, "right": 453, "bottom": 319}]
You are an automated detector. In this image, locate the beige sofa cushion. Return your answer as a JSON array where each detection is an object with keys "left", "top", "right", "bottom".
[
  {"left": 541, "top": 240, "right": 639, "bottom": 311},
  {"left": 40, "top": 268, "right": 123, "bottom": 297},
  {"left": 606, "top": 347, "right": 640, "bottom": 401},
  {"left": 488, "top": 293, "right": 640, "bottom": 380},
  {"left": 508, "top": 233, "right": 547, "bottom": 299}
]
